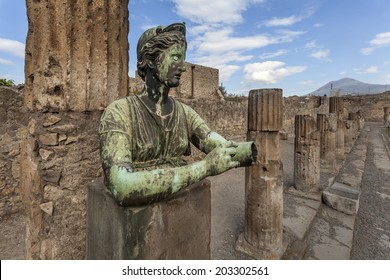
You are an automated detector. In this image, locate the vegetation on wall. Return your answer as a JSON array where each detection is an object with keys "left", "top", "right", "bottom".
[{"left": 0, "top": 78, "right": 15, "bottom": 87}]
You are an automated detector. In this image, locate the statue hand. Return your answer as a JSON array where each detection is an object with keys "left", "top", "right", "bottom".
[{"left": 204, "top": 141, "right": 240, "bottom": 176}]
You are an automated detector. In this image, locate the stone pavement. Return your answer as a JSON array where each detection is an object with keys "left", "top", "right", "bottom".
[{"left": 282, "top": 122, "right": 390, "bottom": 260}]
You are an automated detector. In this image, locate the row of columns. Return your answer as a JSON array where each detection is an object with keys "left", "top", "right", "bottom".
[
  {"left": 294, "top": 97, "right": 364, "bottom": 191},
  {"left": 237, "top": 93, "right": 365, "bottom": 259}
]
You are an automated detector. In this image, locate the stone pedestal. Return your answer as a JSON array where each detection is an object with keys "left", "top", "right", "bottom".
[
  {"left": 87, "top": 179, "right": 211, "bottom": 260},
  {"left": 294, "top": 115, "right": 320, "bottom": 192},
  {"left": 236, "top": 89, "right": 285, "bottom": 259},
  {"left": 317, "top": 113, "right": 337, "bottom": 171}
]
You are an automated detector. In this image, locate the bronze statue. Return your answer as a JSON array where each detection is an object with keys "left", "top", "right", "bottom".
[{"left": 99, "top": 23, "right": 256, "bottom": 206}]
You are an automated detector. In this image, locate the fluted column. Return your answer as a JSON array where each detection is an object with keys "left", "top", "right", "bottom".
[
  {"left": 329, "top": 97, "right": 345, "bottom": 160},
  {"left": 384, "top": 107, "right": 390, "bottom": 127},
  {"left": 236, "top": 88, "right": 284, "bottom": 259},
  {"left": 294, "top": 115, "right": 320, "bottom": 192},
  {"left": 24, "top": 0, "right": 129, "bottom": 111},
  {"left": 317, "top": 113, "right": 337, "bottom": 171},
  {"left": 348, "top": 112, "right": 359, "bottom": 139}
]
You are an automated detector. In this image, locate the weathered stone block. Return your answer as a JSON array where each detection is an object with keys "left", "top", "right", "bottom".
[
  {"left": 87, "top": 179, "right": 211, "bottom": 260},
  {"left": 38, "top": 133, "right": 58, "bottom": 146},
  {"left": 43, "top": 115, "right": 62, "bottom": 127},
  {"left": 322, "top": 182, "right": 360, "bottom": 215}
]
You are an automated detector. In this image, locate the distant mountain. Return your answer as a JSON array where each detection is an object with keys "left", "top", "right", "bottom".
[{"left": 308, "top": 78, "right": 390, "bottom": 96}]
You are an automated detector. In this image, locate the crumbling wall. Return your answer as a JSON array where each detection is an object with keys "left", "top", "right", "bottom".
[
  {"left": 0, "top": 87, "right": 27, "bottom": 217},
  {"left": 20, "top": 110, "right": 102, "bottom": 259},
  {"left": 129, "top": 62, "right": 222, "bottom": 100},
  {"left": 283, "top": 92, "right": 390, "bottom": 135},
  {"left": 181, "top": 97, "right": 248, "bottom": 139}
]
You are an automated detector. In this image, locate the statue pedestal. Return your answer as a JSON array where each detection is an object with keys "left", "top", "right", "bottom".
[{"left": 87, "top": 179, "right": 211, "bottom": 260}]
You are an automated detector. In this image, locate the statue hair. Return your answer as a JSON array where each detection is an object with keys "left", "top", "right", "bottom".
[{"left": 137, "top": 31, "right": 187, "bottom": 81}]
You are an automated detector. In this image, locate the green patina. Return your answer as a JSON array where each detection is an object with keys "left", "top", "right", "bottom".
[{"left": 99, "top": 22, "right": 257, "bottom": 206}]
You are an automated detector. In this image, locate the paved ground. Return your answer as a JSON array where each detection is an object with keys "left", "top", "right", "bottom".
[
  {"left": 350, "top": 122, "right": 390, "bottom": 259},
  {"left": 1, "top": 122, "right": 390, "bottom": 260}
]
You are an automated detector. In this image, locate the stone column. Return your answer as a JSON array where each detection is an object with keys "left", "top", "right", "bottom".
[
  {"left": 236, "top": 89, "right": 284, "bottom": 259},
  {"left": 24, "top": 0, "right": 129, "bottom": 111},
  {"left": 317, "top": 113, "right": 337, "bottom": 171},
  {"left": 294, "top": 115, "right": 320, "bottom": 192},
  {"left": 348, "top": 112, "right": 359, "bottom": 139},
  {"left": 329, "top": 97, "right": 345, "bottom": 160},
  {"left": 384, "top": 107, "right": 390, "bottom": 127},
  {"left": 21, "top": 0, "right": 129, "bottom": 260},
  {"left": 344, "top": 120, "right": 353, "bottom": 152}
]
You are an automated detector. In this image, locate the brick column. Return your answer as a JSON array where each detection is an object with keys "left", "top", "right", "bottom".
[
  {"left": 317, "top": 113, "right": 337, "bottom": 172},
  {"left": 294, "top": 115, "right": 320, "bottom": 192},
  {"left": 24, "top": 0, "right": 129, "bottom": 111},
  {"left": 236, "top": 89, "right": 285, "bottom": 259}
]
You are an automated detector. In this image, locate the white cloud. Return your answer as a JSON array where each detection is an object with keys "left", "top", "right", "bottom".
[
  {"left": 263, "top": 15, "right": 302, "bottom": 27},
  {"left": 339, "top": 71, "right": 348, "bottom": 75},
  {"left": 300, "top": 80, "right": 313, "bottom": 85},
  {"left": 172, "top": 0, "right": 265, "bottom": 24},
  {"left": 305, "top": 40, "right": 317, "bottom": 49},
  {"left": 365, "top": 66, "right": 378, "bottom": 73},
  {"left": 313, "top": 23, "right": 324, "bottom": 28},
  {"left": 361, "top": 32, "right": 390, "bottom": 55},
  {"left": 219, "top": 65, "right": 241, "bottom": 82},
  {"left": 0, "top": 38, "right": 25, "bottom": 58},
  {"left": 0, "top": 58, "right": 14, "bottom": 65},
  {"left": 195, "top": 51, "right": 253, "bottom": 67},
  {"left": 354, "top": 66, "right": 379, "bottom": 74},
  {"left": 261, "top": 4, "right": 317, "bottom": 27},
  {"left": 310, "top": 49, "right": 330, "bottom": 60},
  {"left": 193, "top": 28, "right": 303, "bottom": 54},
  {"left": 259, "top": 49, "right": 288, "bottom": 59},
  {"left": 244, "top": 61, "right": 306, "bottom": 84}
]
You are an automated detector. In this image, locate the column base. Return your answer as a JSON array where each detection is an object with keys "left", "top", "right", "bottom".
[{"left": 235, "top": 233, "right": 287, "bottom": 260}]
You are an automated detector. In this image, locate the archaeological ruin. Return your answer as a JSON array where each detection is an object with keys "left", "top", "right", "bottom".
[{"left": 1, "top": 0, "right": 390, "bottom": 260}]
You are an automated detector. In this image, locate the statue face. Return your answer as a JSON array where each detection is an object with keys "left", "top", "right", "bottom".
[{"left": 152, "top": 42, "right": 186, "bottom": 88}]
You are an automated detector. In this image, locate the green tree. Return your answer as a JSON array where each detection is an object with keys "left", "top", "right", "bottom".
[
  {"left": 0, "top": 78, "right": 15, "bottom": 87},
  {"left": 219, "top": 83, "right": 228, "bottom": 96}
]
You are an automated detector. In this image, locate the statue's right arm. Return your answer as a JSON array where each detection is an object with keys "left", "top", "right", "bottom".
[{"left": 100, "top": 132, "right": 239, "bottom": 206}]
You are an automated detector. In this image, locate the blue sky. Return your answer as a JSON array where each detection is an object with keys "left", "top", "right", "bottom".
[{"left": 1, "top": 0, "right": 390, "bottom": 96}]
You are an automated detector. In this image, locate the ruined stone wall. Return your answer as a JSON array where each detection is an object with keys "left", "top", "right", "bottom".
[
  {"left": 181, "top": 97, "right": 248, "bottom": 139},
  {"left": 282, "top": 92, "right": 390, "bottom": 135},
  {"left": 0, "top": 87, "right": 28, "bottom": 217},
  {"left": 342, "top": 91, "right": 390, "bottom": 121},
  {"left": 20, "top": 110, "right": 102, "bottom": 259},
  {"left": 129, "top": 62, "right": 222, "bottom": 100},
  {"left": 283, "top": 96, "right": 328, "bottom": 135}
]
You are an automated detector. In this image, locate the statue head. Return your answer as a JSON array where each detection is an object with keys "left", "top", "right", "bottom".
[{"left": 137, "top": 23, "right": 187, "bottom": 86}]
